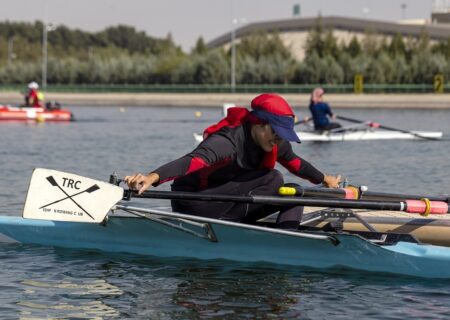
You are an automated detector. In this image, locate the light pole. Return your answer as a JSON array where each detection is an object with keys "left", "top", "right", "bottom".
[
  {"left": 231, "top": 19, "right": 237, "bottom": 92},
  {"left": 230, "top": 18, "right": 245, "bottom": 93},
  {"left": 362, "top": 7, "right": 370, "bottom": 18},
  {"left": 7, "top": 37, "right": 15, "bottom": 65},
  {"left": 42, "top": 23, "right": 55, "bottom": 90},
  {"left": 401, "top": 3, "right": 407, "bottom": 19}
]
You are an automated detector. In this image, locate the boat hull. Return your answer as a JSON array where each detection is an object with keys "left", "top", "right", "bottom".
[
  {"left": 298, "top": 130, "right": 443, "bottom": 141},
  {"left": 0, "top": 215, "right": 450, "bottom": 278},
  {"left": 194, "top": 130, "right": 443, "bottom": 143},
  {"left": 0, "top": 105, "right": 73, "bottom": 122}
]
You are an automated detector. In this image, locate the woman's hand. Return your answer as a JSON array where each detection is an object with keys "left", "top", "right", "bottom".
[
  {"left": 323, "top": 174, "right": 341, "bottom": 188},
  {"left": 124, "top": 172, "right": 160, "bottom": 195}
]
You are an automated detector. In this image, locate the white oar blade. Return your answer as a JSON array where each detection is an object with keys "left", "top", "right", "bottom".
[{"left": 23, "top": 168, "right": 123, "bottom": 223}]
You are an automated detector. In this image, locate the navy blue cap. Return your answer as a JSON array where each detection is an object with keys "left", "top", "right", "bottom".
[{"left": 251, "top": 109, "right": 301, "bottom": 143}]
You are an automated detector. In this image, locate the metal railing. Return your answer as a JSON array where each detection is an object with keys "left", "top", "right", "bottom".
[{"left": 0, "top": 83, "right": 448, "bottom": 94}]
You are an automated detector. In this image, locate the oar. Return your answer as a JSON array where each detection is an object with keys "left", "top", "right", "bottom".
[
  {"left": 22, "top": 168, "right": 449, "bottom": 226},
  {"left": 126, "top": 190, "right": 449, "bottom": 215},
  {"left": 294, "top": 118, "right": 311, "bottom": 126},
  {"left": 279, "top": 185, "right": 450, "bottom": 202},
  {"left": 336, "top": 115, "right": 440, "bottom": 141}
]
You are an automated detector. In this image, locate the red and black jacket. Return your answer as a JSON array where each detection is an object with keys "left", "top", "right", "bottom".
[{"left": 153, "top": 119, "right": 324, "bottom": 191}]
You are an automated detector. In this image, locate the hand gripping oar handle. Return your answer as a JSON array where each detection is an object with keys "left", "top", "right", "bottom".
[
  {"left": 124, "top": 190, "right": 450, "bottom": 215},
  {"left": 294, "top": 118, "right": 311, "bottom": 126},
  {"left": 336, "top": 115, "right": 439, "bottom": 141},
  {"left": 279, "top": 186, "right": 450, "bottom": 202}
]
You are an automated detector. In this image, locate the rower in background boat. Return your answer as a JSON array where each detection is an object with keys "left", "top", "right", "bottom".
[
  {"left": 306, "top": 87, "right": 342, "bottom": 132},
  {"left": 125, "top": 93, "right": 341, "bottom": 230}
]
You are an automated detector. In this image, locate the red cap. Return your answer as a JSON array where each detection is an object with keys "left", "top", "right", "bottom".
[
  {"left": 250, "top": 93, "right": 300, "bottom": 143},
  {"left": 251, "top": 94, "right": 295, "bottom": 117}
]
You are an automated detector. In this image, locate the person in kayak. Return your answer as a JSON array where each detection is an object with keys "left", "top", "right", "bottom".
[
  {"left": 24, "top": 81, "right": 44, "bottom": 108},
  {"left": 306, "top": 87, "right": 341, "bottom": 131},
  {"left": 125, "top": 93, "right": 341, "bottom": 229}
]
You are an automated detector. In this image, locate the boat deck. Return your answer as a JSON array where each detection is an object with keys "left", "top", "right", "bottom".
[
  {"left": 142, "top": 206, "right": 450, "bottom": 247},
  {"left": 301, "top": 207, "right": 450, "bottom": 246}
]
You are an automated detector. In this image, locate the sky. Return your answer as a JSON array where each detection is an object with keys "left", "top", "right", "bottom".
[{"left": 0, "top": 0, "right": 439, "bottom": 52}]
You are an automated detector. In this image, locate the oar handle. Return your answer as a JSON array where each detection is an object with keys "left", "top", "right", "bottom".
[{"left": 294, "top": 118, "right": 312, "bottom": 126}]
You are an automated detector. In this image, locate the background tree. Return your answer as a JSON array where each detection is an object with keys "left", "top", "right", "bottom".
[
  {"left": 0, "top": 19, "right": 448, "bottom": 86},
  {"left": 192, "top": 37, "right": 208, "bottom": 55}
]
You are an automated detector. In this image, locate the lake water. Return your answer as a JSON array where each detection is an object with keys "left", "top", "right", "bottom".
[{"left": 0, "top": 105, "right": 450, "bottom": 319}]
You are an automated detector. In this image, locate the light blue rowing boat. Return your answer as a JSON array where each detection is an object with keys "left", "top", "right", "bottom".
[
  {"left": 1, "top": 168, "right": 450, "bottom": 279},
  {"left": 1, "top": 206, "right": 450, "bottom": 279}
]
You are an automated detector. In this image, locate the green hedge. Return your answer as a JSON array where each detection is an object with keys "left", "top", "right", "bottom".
[{"left": 1, "top": 83, "right": 448, "bottom": 93}]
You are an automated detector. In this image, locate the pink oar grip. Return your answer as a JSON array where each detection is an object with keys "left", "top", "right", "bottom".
[
  {"left": 344, "top": 187, "right": 359, "bottom": 199},
  {"left": 405, "top": 200, "right": 449, "bottom": 214}
]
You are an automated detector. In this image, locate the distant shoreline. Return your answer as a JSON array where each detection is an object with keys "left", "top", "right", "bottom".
[{"left": 1, "top": 92, "right": 449, "bottom": 109}]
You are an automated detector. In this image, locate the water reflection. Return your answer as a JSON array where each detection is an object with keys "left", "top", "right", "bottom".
[
  {"left": 90, "top": 257, "right": 334, "bottom": 318},
  {"left": 18, "top": 300, "right": 118, "bottom": 319},
  {"left": 86, "top": 256, "right": 450, "bottom": 319},
  {"left": 169, "top": 265, "right": 306, "bottom": 318},
  {"left": 18, "top": 278, "right": 121, "bottom": 318},
  {"left": 21, "top": 279, "right": 123, "bottom": 295},
  {"left": 3, "top": 244, "right": 450, "bottom": 319}
]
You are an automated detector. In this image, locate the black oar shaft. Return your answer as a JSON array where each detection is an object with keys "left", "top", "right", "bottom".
[
  {"left": 126, "top": 190, "right": 446, "bottom": 213},
  {"left": 357, "top": 190, "right": 448, "bottom": 202},
  {"left": 292, "top": 186, "right": 449, "bottom": 202},
  {"left": 131, "top": 190, "right": 253, "bottom": 203}
]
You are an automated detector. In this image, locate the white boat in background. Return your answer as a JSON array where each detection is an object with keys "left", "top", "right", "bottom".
[
  {"left": 294, "top": 129, "right": 443, "bottom": 142},
  {"left": 194, "top": 129, "right": 443, "bottom": 143},
  {"left": 193, "top": 106, "right": 444, "bottom": 143}
]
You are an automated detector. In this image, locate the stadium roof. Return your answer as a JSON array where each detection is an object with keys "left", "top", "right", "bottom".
[{"left": 207, "top": 16, "right": 450, "bottom": 48}]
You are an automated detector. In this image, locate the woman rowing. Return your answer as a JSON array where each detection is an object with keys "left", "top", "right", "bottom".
[
  {"left": 125, "top": 93, "right": 341, "bottom": 230},
  {"left": 306, "top": 87, "right": 341, "bottom": 132}
]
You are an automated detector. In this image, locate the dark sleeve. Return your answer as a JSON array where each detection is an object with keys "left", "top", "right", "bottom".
[
  {"left": 276, "top": 140, "right": 324, "bottom": 184},
  {"left": 152, "top": 134, "right": 236, "bottom": 185},
  {"left": 324, "top": 103, "right": 333, "bottom": 117}
]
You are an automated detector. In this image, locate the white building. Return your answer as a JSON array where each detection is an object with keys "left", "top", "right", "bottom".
[{"left": 207, "top": 16, "right": 450, "bottom": 61}]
